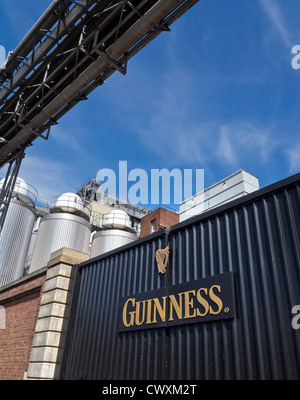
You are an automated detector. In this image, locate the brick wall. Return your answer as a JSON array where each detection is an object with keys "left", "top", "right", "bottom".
[
  {"left": 140, "top": 207, "right": 179, "bottom": 238},
  {"left": 0, "top": 269, "right": 47, "bottom": 380}
]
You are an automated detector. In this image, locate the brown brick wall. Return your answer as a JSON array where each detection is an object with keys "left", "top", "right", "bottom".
[
  {"left": 0, "top": 270, "right": 46, "bottom": 380},
  {"left": 140, "top": 207, "right": 179, "bottom": 238}
]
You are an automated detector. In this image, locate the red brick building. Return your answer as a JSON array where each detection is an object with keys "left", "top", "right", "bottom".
[
  {"left": 0, "top": 269, "right": 47, "bottom": 380},
  {"left": 140, "top": 207, "right": 179, "bottom": 238}
]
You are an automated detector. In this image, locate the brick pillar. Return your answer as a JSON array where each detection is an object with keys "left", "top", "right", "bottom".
[{"left": 26, "top": 248, "right": 88, "bottom": 380}]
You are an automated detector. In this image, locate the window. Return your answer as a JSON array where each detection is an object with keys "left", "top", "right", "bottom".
[{"left": 151, "top": 219, "right": 157, "bottom": 233}]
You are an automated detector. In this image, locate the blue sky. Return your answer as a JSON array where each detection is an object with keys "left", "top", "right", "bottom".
[{"left": 0, "top": 0, "right": 300, "bottom": 208}]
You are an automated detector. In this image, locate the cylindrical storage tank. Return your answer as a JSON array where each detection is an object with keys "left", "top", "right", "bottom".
[
  {"left": 24, "top": 217, "right": 41, "bottom": 274},
  {"left": 0, "top": 177, "right": 37, "bottom": 208},
  {"left": 53, "top": 192, "right": 84, "bottom": 212},
  {"left": 103, "top": 209, "right": 132, "bottom": 230},
  {"left": 29, "top": 212, "right": 91, "bottom": 273},
  {"left": 0, "top": 198, "right": 36, "bottom": 286},
  {"left": 0, "top": 176, "right": 29, "bottom": 197},
  {"left": 90, "top": 229, "right": 137, "bottom": 258},
  {"left": 90, "top": 209, "right": 137, "bottom": 258}
]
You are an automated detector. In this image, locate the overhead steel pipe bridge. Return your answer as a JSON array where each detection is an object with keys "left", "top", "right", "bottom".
[{"left": 0, "top": 0, "right": 200, "bottom": 230}]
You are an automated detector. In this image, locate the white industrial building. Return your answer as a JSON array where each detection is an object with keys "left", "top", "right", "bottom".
[{"left": 179, "top": 170, "right": 259, "bottom": 222}]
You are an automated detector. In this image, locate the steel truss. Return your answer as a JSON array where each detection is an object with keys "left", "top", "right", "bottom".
[
  {"left": 0, "top": 149, "right": 25, "bottom": 232},
  {"left": 0, "top": 0, "right": 200, "bottom": 168},
  {"left": 0, "top": 0, "right": 199, "bottom": 229}
]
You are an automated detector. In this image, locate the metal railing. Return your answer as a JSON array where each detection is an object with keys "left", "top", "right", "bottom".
[{"left": 0, "top": 175, "right": 38, "bottom": 208}]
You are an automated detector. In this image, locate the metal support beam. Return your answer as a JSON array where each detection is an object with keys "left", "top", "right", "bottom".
[
  {"left": 0, "top": 149, "right": 25, "bottom": 232},
  {"left": 0, "top": 0, "right": 200, "bottom": 167}
]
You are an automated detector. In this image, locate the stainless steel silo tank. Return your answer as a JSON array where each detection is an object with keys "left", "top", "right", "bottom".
[
  {"left": 0, "top": 179, "right": 37, "bottom": 287},
  {"left": 29, "top": 193, "right": 91, "bottom": 273},
  {"left": 90, "top": 229, "right": 137, "bottom": 258},
  {"left": 24, "top": 217, "right": 41, "bottom": 274},
  {"left": 90, "top": 209, "right": 137, "bottom": 258}
]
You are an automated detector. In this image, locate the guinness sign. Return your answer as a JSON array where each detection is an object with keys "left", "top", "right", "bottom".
[{"left": 119, "top": 272, "right": 236, "bottom": 332}]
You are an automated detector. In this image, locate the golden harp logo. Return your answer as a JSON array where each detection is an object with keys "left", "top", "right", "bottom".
[{"left": 155, "top": 246, "right": 169, "bottom": 274}]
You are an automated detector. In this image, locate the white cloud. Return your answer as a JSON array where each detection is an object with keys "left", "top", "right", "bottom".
[
  {"left": 225, "top": 122, "right": 278, "bottom": 163},
  {"left": 131, "top": 65, "right": 279, "bottom": 169},
  {"left": 216, "top": 122, "right": 282, "bottom": 171},
  {"left": 138, "top": 106, "right": 279, "bottom": 171},
  {"left": 259, "top": 0, "right": 291, "bottom": 48},
  {"left": 217, "top": 127, "right": 238, "bottom": 167},
  {"left": 84, "top": 19, "right": 288, "bottom": 177},
  {"left": 51, "top": 126, "right": 91, "bottom": 161},
  {"left": 17, "top": 155, "right": 81, "bottom": 201},
  {"left": 286, "top": 145, "right": 300, "bottom": 173}
]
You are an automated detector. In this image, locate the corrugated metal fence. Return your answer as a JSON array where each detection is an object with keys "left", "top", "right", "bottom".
[{"left": 61, "top": 173, "right": 300, "bottom": 380}]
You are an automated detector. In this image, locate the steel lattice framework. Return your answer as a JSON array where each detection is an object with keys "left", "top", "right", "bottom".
[
  {"left": 0, "top": 0, "right": 200, "bottom": 230},
  {"left": 0, "top": 0, "right": 199, "bottom": 167}
]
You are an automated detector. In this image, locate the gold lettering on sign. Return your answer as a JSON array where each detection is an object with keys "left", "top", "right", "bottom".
[
  {"left": 122, "top": 298, "right": 135, "bottom": 327},
  {"left": 183, "top": 290, "right": 197, "bottom": 319},
  {"left": 135, "top": 300, "right": 147, "bottom": 326},
  {"left": 121, "top": 283, "right": 226, "bottom": 329},
  {"left": 146, "top": 299, "right": 152, "bottom": 324},
  {"left": 152, "top": 297, "right": 167, "bottom": 323},
  {"left": 196, "top": 288, "right": 209, "bottom": 317},
  {"left": 169, "top": 293, "right": 183, "bottom": 321}
]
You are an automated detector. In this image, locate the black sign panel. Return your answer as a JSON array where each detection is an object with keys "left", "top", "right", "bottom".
[{"left": 119, "top": 272, "right": 236, "bottom": 332}]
